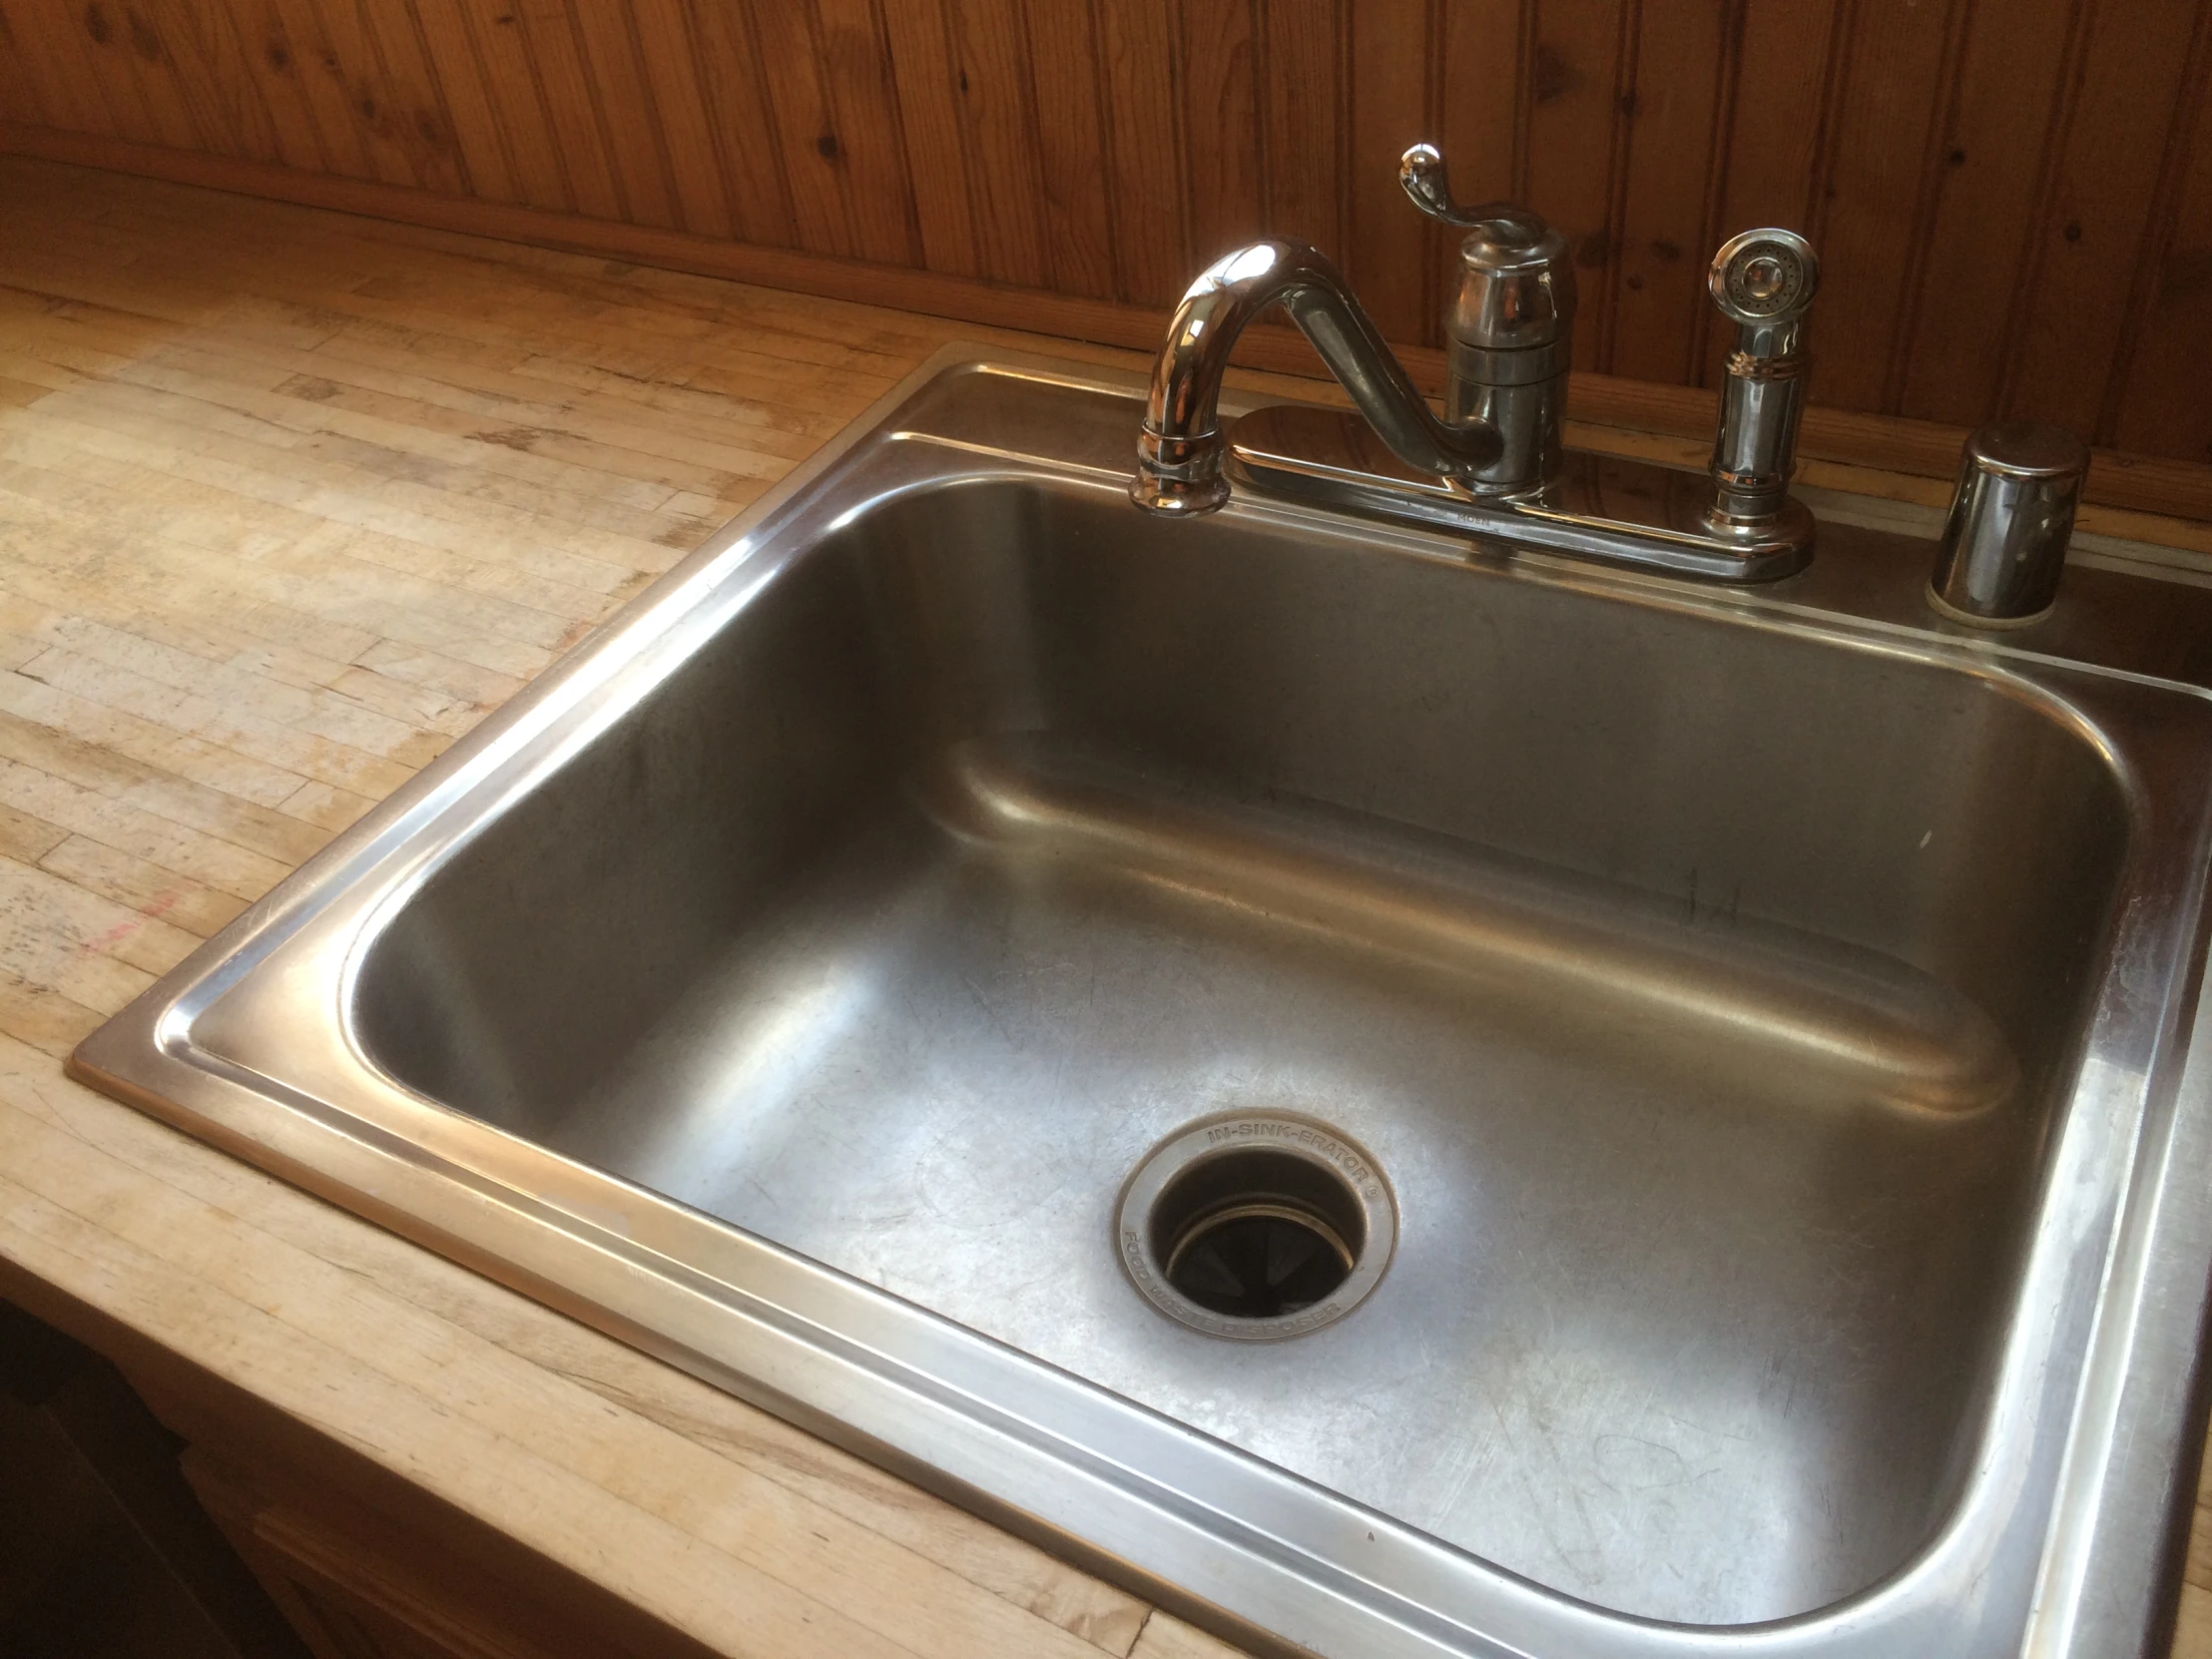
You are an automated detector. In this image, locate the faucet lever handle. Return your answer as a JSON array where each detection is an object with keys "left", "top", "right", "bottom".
[{"left": 1397, "top": 145, "right": 1546, "bottom": 247}]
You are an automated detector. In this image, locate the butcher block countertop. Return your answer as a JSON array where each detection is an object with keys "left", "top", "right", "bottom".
[{"left": 0, "top": 155, "right": 2207, "bottom": 1659}]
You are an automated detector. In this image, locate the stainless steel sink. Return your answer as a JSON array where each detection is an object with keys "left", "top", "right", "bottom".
[{"left": 75, "top": 353, "right": 2212, "bottom": 1658}]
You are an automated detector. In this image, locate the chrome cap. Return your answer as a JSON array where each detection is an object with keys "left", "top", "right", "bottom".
[
  {"left": 1928, "top": 421, "right": 2089, "bottom": 628},
  {"left": 1449, "top": 223, "right": 1577, "bottom": 352}
]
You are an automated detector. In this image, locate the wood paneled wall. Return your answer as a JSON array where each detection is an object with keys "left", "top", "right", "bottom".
[{"left": 1, "top": 0, "right": 2209, "bottom": 468}]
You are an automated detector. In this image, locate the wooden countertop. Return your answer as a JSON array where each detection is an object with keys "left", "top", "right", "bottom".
[{"left": 0, "top": 156, "right": 2204, "bottom": 1659}]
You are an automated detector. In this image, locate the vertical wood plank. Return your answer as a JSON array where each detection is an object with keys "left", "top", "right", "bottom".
[
  {"left": 96, "top": 1, "right": 184, "bottom": 146},
  {"left": 1097, "top": 0, "right": 1189, "bottom": 307},
  {"left": 569, "top": 0, "right": 681, "bottom": 230},
  {"left": 2002, "top": 0, "right": 2206, "bottom": 437},
  {"left": 947, "top": 0, "right": 1049, "bottom": 286},
  {"left": 507, "top": 0, "right": 622, "bottom": 216},
  {"left": 2092, "top": 2, "right": 2212, "bottom": 446},
  {"left": 1260, "top": 0, "right": 1342, "bottom": 258},
  {"left": 683, "top": 0, "right": 797, "bottom": 247},
  {"left": 106, "top": 2, "right": 213, "bottom": 152},
  {"left": 880, "top": 0, "right": 979, "bottom": 276},
  {"left": 749, "top": 2, "right": 855, "bottom": 257},
  {"left": 433, "top": 0, "right": 569, "bottom": 211},
  {"left": 1522, "top": 0, "right": 1632, "bottom": 373},
  {"left": 624, "top": 0, "right": 736, "bottom": 238},
  {"left": 817, "top": 0, "right": 921, "bottom": 266},
  {"left": 356, "top": 0, "right": 470, "bottom": 193},
  {"left": 1345, "top": 0, "right": 1431, "bottom": 348},
  {"left": 237, "top": 0, "right": 338, "bottom": 173},
  {"left": 2111, "top": 32, "right": 2212, "bottom": 461},
  {"left": 1608, "top": 0, "right": 1727, "bottom": 385},
  {"left": 1713, "top": 0, "right": 1840, "bottom": 233},
  {"left": 1894, "top": 0, "right": 2077, "bottom": 425},
  {"left": 257, "top": 0, "right": 383, "bottom": 181},
  {"left": 0, "top": 0, "right": 129, "bottom": 136},
  {"left": 1023, "top": 0, "right": 1118, "bottom": 300},
  {"left": 146, "top": 0, "right": 287, "bottom": 163},
  {"left": 1808, "top": 0, "right": 1965, "bottom": 411},
  {"left": 1592, "top": 0, "right": 1640, "bottom": 372},
  {"left": 1182, "top": 0, "right": 1264, "bottom": 265},
  {"left": 133, "top": 1, "right": 246, "bottom": 157},
  {"left": 1872, "top": 0, "right": 1978, "bottom": 410},
  {"left": 402, "top": 0, "right": 521, "bottom": 205},
  {"left": 285, "top": 0, "right": 430, "bottom": 186},
  {"left": 0, "top": 3, "right": 56, "bottom": 131}
]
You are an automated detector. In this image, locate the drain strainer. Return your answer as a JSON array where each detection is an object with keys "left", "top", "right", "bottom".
[{"left": 1117, "top": 1114, "right": 1396, "bottom": 1341}]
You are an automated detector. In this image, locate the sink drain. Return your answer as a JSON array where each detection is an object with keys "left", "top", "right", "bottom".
[{"left": 1117, "top": 1114, "right": 1395, "bottom": 1341}]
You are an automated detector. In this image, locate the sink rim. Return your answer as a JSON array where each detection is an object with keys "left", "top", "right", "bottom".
[{"left": 67, "top": 347, "right": 2212, "bottom": 1659}]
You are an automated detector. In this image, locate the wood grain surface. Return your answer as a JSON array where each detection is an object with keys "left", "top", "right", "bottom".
[
  {"left": 0, "top": 0, "right": 2208, "bottom": 470},
  {"left": 0, "top": 155, "right": 2205, "bottom": 1658}
]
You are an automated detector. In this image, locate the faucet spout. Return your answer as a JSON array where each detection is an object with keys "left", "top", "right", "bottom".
[{"left": 1131, "top": 240, "right": 1501, "bottom": 515}]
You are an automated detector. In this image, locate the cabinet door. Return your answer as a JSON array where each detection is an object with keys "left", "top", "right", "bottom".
[
  {"left": 5, "top": 1278, "right": 721, "bottom": 1659},
  {"left": 182, "top": 1450, "right": 550, "bottom": 1659},
  {"left": 0, "top": 1297, "right": 308, "bottom": 1659}
]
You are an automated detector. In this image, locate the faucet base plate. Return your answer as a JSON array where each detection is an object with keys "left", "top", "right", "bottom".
[{"left": 1225, "top": 404, "right": 1814, "bottom": 582}]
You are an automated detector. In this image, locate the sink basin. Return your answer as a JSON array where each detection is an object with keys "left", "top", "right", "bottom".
[{"left": 75, "top": 354, "right": 2212, "bottom": 1657}]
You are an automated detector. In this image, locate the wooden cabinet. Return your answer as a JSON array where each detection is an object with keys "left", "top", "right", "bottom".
[
  {"left": 0, "top": 1300, "right": 308, "bottom": 1659},
  {"left": 157, "top": 1414, "right": 720, "bottom": 1659},
  {"left": 0, "top": 1291, "right": 717, "bottom": 1659},
  {"left": 184, "top": 1450, "right": 549, "bottom": 1659}
]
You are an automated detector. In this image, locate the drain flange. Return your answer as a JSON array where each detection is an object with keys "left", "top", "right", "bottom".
[{"left": 1117, "top": 1114, "right": 1395, "bottom": 1341}]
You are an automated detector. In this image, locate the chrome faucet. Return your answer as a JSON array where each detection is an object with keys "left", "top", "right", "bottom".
[
  {"left": 1129, "top": 239, "right": 1505, "bottom": 514},
  {"left": 1132, "top": 147, "right": 1570, "bottom": 514},
  {"left": 1131, "top": 143, "right": 1822, "bottom": 583}
]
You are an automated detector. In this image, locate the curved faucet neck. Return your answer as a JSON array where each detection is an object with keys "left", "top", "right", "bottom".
[{"left": 1132, "top": 241, "right": 1501, "bottom": 515}]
